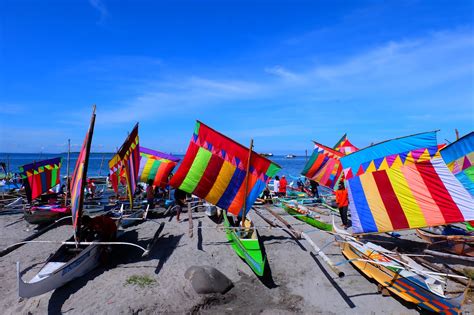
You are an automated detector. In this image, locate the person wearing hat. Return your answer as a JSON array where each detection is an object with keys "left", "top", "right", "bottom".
[
  {"left": 279, "top": 175, "right": 288, "bottom": 197},
  {"left": 335, "top": 181, "right": 349, "bottom": 228}
]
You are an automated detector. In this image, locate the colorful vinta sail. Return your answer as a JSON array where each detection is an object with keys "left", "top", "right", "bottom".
[
  {"left": 19, "top": 157, "right": 62, "bottom": 202},
  {"left": 340, "top": 131, "right": 474, "bottom": 234},
  {"left": 108, "top": 153, "right": 122, "bottom": 194},
  {"left": 440, "top": 132, "right": 473, "bottom": 196},
  {"left": 301, "top": 141, "right": 344, "bottom": 189},
  {"left": 70, "top": 107, "right": 96, "bottom": 234},
  {"left": 170, "top": 121, "right": 281, "bottom": 217},
  {"left": 333, "top": 133, "right": 359, "bottom": 155},
  {"left": 110, "top": 123, "right": 140, "bottom": 206},
  {"left": 138, "top": 147, "right": 180, "bottom": 188}
]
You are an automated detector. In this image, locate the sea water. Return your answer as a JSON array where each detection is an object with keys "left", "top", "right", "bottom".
[{"left": 0, "top": 153, "right": 309, "bottom": 180}]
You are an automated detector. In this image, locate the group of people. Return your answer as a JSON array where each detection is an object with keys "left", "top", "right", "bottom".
[{"left": 272, "top": 175, "right": 288, "bottom": 197}]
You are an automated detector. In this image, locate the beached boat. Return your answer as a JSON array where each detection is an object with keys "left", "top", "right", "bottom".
[
  {"left": 223, "top": 211, "right": 266, "bottom": 276},
  {"left": 281, "top": 201, "right": 332, "bottom": 231},
  {"left": 169, "top": 121, "right": 281, "bottom": 277},
  {"left": 339, "top": 235, "right": 467, "bottom": 314},
  {"left": 416, "top": 228, "right": 474, "bottom": 257},
  {"left": 24, "top": 204, "right": 70, "bottom": 225},
  {"left": 17, "top": 107, "right": 99, "bottom": 298},
  {"left": 334, "top": 131, "right": 474, "bottom": 312}
]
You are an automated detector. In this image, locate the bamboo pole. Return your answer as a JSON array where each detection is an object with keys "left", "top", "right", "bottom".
[
  {"left": 301, "top": 232, "right": 344, "bottom": 277},
  {"left": 64, "top": 139, "right": 70, "bottom": 207},
  {"left": 264, "top": 205, "right": 300, "bottom": 239},
  {"left": 423, "top": 249, "right": 474, "bottom": 263},
  {"left": 188, "top": 202, "right": 193, "bottom": 238},
  {"left": 241, "top": 139, "right": 253, "bottom": 225}
]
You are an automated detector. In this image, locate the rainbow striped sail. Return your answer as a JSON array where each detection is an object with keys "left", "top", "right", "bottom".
[
  {"left": 19, "top": 157, "right": 62, "bottom": 202},
  {"left": 340, "top": 131, "right": 474, "bottom": 234},
  {"left": 70, "top": 107, "right": 96, "bottom": 231},
  {"left": 170, "top": 121, "right": 281, "bottom": 217},
  {"left": 138, "top": 147, "right": 180, "bottom": 187},
  {"left": 440, "top": 132, "right": 473, "bottom": 196},
  {"left": 110, "top": 123, "right": 140, "bottom": 205},
  {"left": 301, "top": 142, "right": 344, "bottom": 189}
]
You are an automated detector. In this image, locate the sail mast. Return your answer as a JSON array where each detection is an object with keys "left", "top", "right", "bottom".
[
  {"left": 241, "top": 139, "right": 253, "bottom": 224},
  {"left": 75, "top": 105, "right": 96, "bottom": 241},
  {"left": 65, "top": 139, "right": 70, "bottom": 207}
]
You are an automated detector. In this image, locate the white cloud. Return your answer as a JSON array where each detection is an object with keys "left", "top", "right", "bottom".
[{"left": 89, "top": 0, "right": 108, "bottom": 24}]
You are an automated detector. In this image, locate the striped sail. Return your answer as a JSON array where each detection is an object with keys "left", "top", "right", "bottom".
[
  {"left": 440, "top": 132, "right": 473, "bottom": 196},
  {"left": 301, "top": 142, "right": 344, "bottom": 189},
  {"left": 170, "top": 121, "right": 281, "bottom": 217},
  {"left": 138, "top": 147, "right": 180, "bottom": 187},
  {"left": 19, "top": 157, "right": 62, "bottom": 202},
  {"left": 340, "top": 131, "right": 474, "bottom": 234},
  {"left": 110, "top": 123, "right": 140, "bottom": 205},
  {"left": 70, "top": 108, "right": 96, "bottom": 232}
]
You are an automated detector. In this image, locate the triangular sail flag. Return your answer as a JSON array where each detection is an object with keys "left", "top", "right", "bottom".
[
  {"left": 170, "top": 121, "right": 281, "bottom": 217},
  {"left": 333, "top": 133, "right": 347, "bottom": 150},
  {"left": 337, "top": 138, "right": 359, "bottom": 155},
  {"left": 340, "top": 131, "right": 474, "bottom": 234},
  {"left": 440, "top": 132, "right": 474, "bottom": 196},
  {"left": 19, "top": 157, "right": 62, "bottom": 202},
  {"left": 108, "top": 153, "right": 122, "bottom": 194},
  {"left": 138, "top": 147, "right": 180, "bottom": 188},
  {"left": 110, "top": 124, "right": 140, "bottom": 206},
  {"left": 301, "top": 141, "right": 344, "bottom": 189},
  {"left": 70, "top": 107, "right": 96, "bottom": 237}
]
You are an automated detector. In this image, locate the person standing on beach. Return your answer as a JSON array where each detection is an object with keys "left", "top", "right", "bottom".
[
  {"left": 279, "top": 175, "right": 287, "bottom": 197},
  {"left": 174, "top": 188, "right": 187, "bottom": 222},
  {"left": 309, "top": 180, "right": 319, "bottom": 199},
  {"left": 335, "top": 181, "right": 349, "bottom": 228},
  {"left": 146, "top": 180, "right": 155, "bottom": 209},
  {"left": 273, "top": 176, "right": 280, "bottom": 197}
]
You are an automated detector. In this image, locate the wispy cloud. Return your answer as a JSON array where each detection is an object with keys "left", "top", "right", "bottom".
[
  {"left": 264, "top": 65, "right": 300, "bottom": 81},
  {"left": 89, "top": 0, "right": 108, "bottom": 24}
]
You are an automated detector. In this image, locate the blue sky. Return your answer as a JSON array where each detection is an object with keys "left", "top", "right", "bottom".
[{"left": 1, "top": 0, "right": 473, "bottom": 154}]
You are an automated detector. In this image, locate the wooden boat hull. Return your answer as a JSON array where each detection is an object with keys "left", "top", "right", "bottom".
[
  {"left": 416, "top": 229, "right": 474, "bottom": 257},
  {"left": 222, "top": 211, "right": 266, "bottom": 277},
  {"left": 17, "top": 243, "right": 101, "bottom": 298},
  {"left": 341, "top": 241, "right": 464, "bottom": 314},
  {"left": 282, "top": 203, "right": 332, "bottom": 231},
  {"left": 24, "top": 206, "right": 70, "bottom": 225}
]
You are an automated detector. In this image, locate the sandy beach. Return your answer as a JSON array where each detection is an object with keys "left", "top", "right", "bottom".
[{"left": 0, "top": 203, "right": 472, "bottom": 314}]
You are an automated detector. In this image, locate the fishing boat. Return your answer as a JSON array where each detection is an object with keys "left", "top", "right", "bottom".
[
  {"left": 416, "top": 228, "right": 474, "bottom": 257},
  {"left": 222, "top": 211, "right": 266, "bottom": 276},
  {"left": 24, "top": 204, "right": 70, "bottom": 225},
  {"left": 334, "top": 131, "right": 474, "bottom": 313},
  {"left": 338, "top": 232, "right": 468, "bottom": 314},
  {"left": 281, "top": 201, "right": 332, "bottom": 231},
  {"left": 169, "top": 121, "right": 281, "bottom": 277},
  {"left": 285, "top": 154, "right": 296, "bottom": 158}
]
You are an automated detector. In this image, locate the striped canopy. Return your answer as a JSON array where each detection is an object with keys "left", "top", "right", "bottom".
[
  {"left": 19, "top": 157, "right": 62, "bottom": 202},
  {"left": 301, "top": 142, "right": 344, "bottom": 189},
  {"left": 340, "top": 131, "right": 474, "bottom": 234},
  {"left": 440, "top": 132, "right": 473, "bottom": 196},
  {"left": 138, "top": 147, "right": 180, "bottom": 188},
  {"left": 170, "top": 121, "right": 281, "bottom": 217}
]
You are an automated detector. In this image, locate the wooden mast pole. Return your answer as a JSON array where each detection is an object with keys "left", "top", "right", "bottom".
[
  {"left": 241, "top": 139, "right": 254, "bottom": 225},
  {"left": 64, "top": 139, "right": 70, "bottom": 207}
]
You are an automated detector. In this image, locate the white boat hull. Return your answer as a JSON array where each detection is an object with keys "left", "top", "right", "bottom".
[{"left": 18, "top": 243, "right": 101, "bottom": 298}]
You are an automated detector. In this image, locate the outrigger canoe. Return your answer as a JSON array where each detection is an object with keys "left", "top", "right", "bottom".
[
  {"left": 340, "top": 238, "right": 467, "bottom": 314},
  {"left": 17, "top": 237, "right": 102, "bottom": 298},
  {"left": 222, "top": 211, "right": 266, "bottom": 277},
  {"left": 281, "top": 202, "right": 332, "bottom": 231},
  {"left": 24, "top": 205, "right": 70, "bottom": 225}
]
